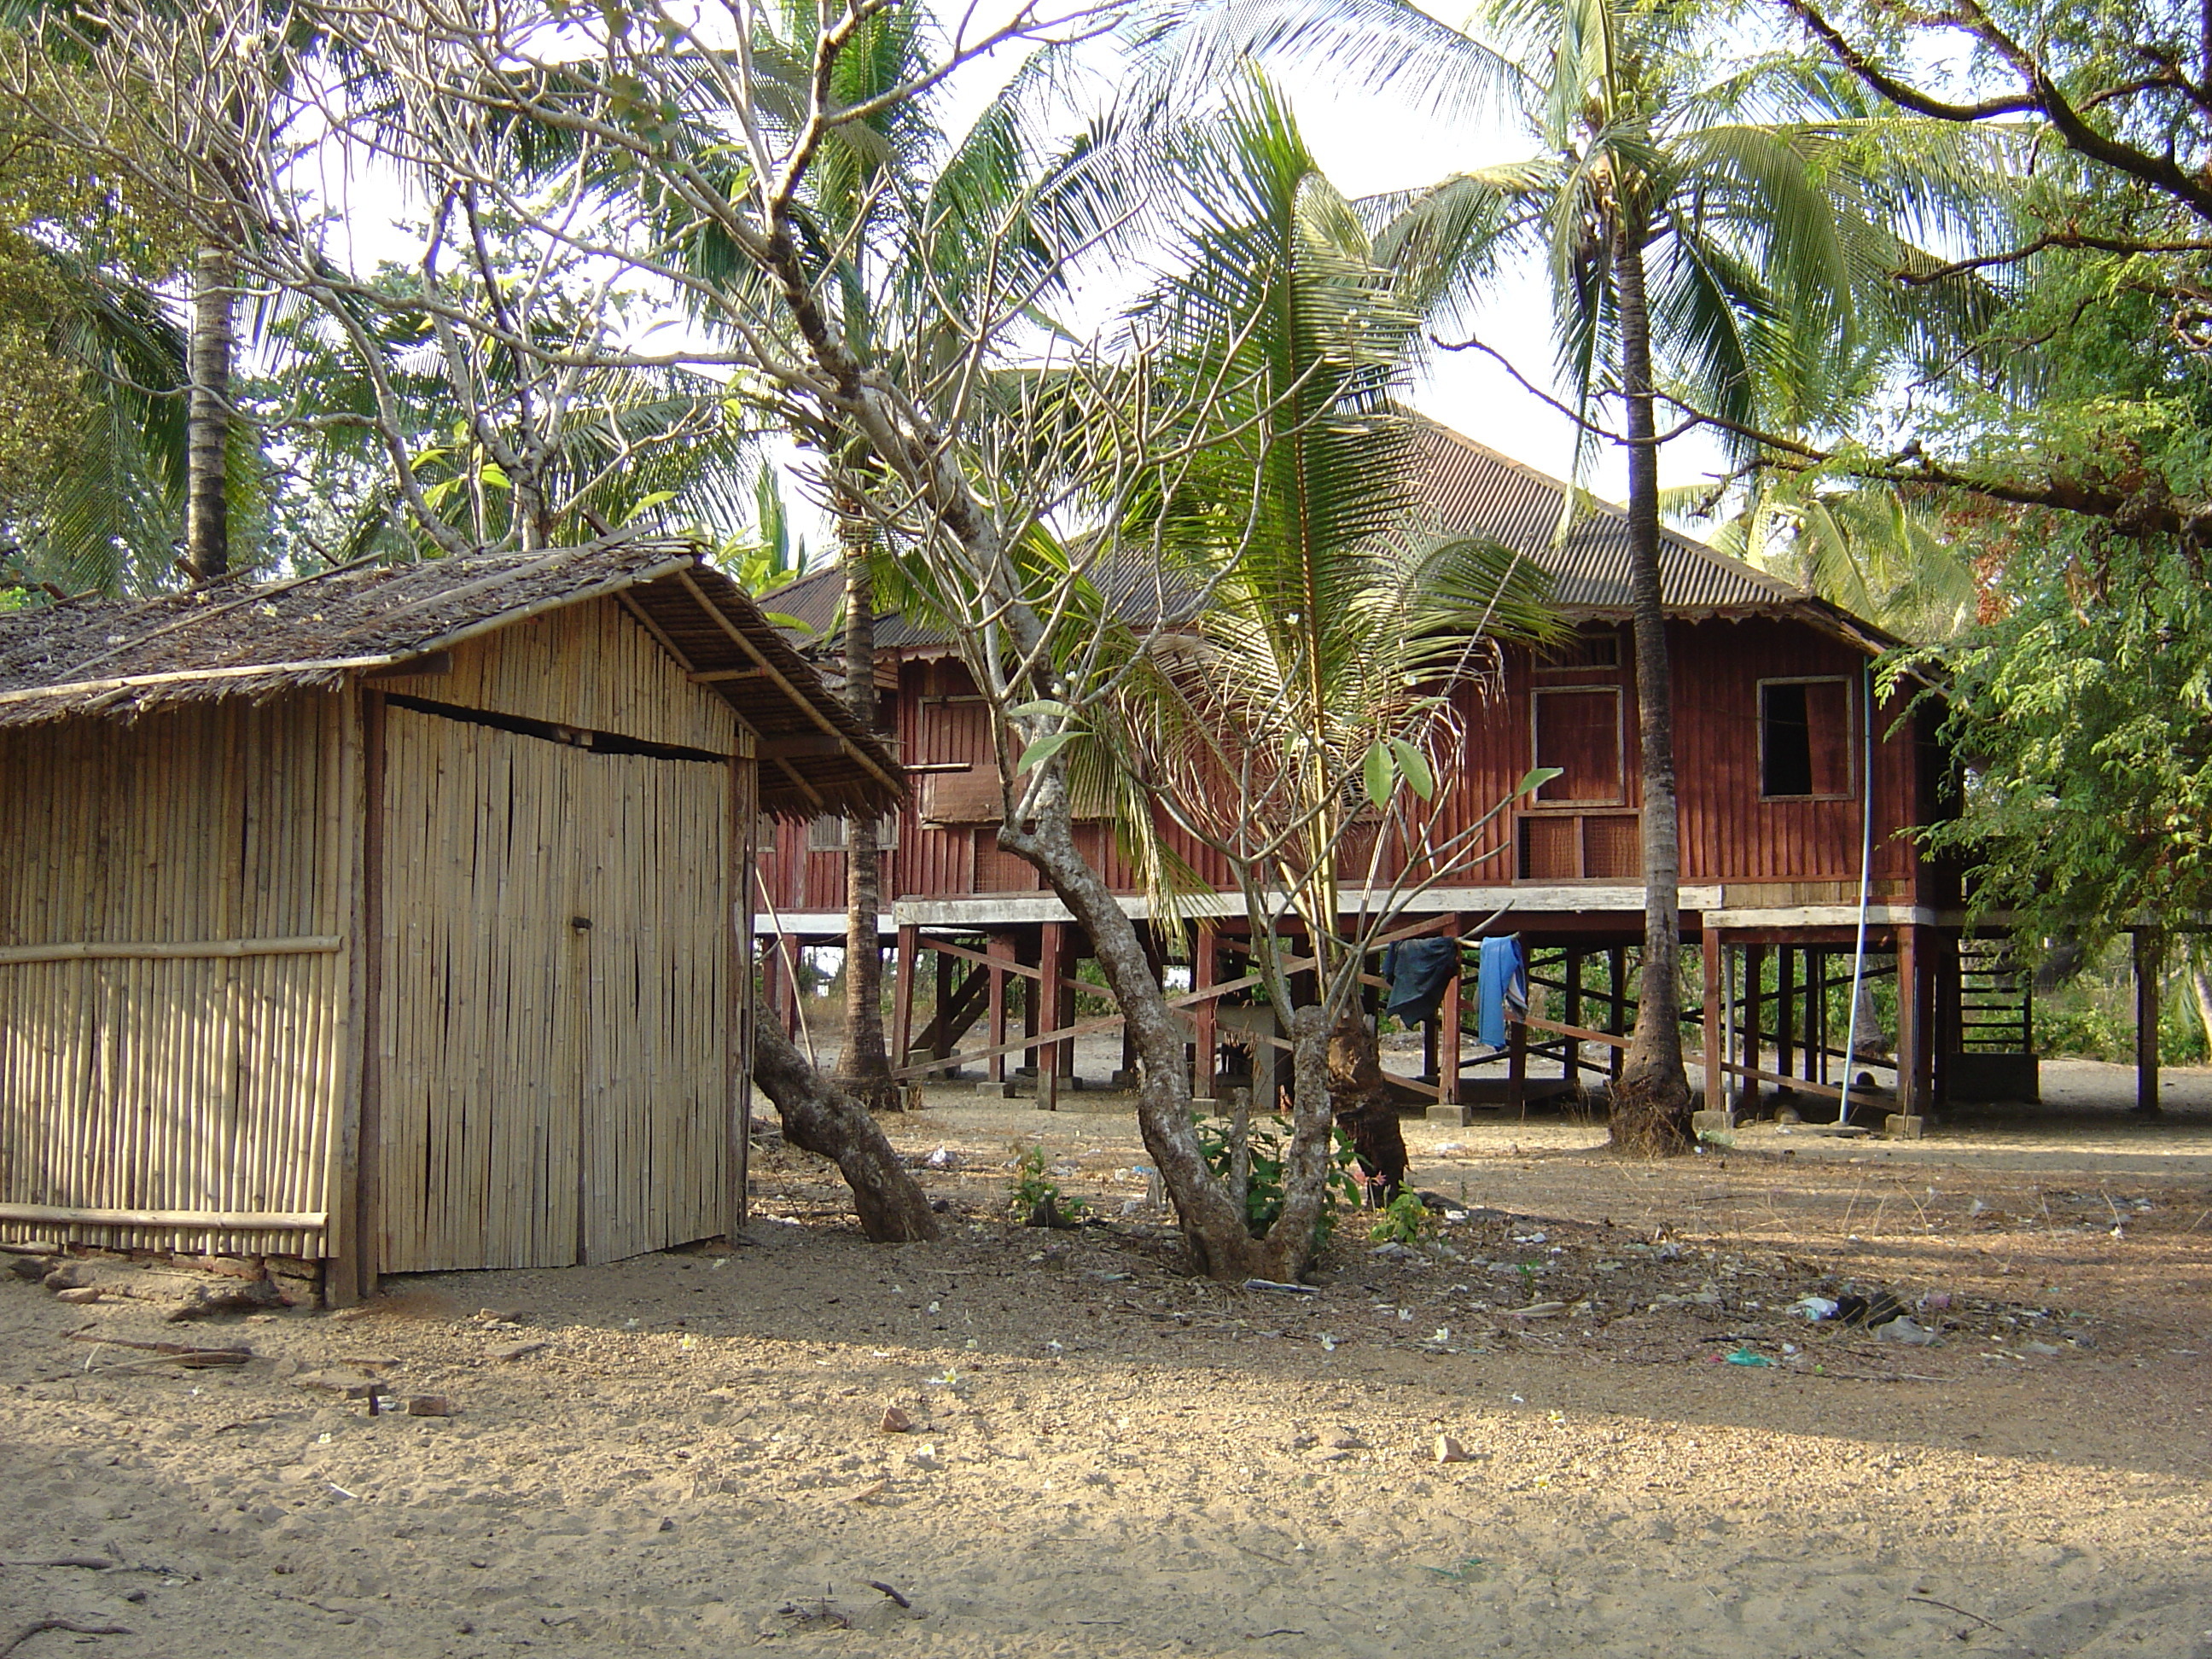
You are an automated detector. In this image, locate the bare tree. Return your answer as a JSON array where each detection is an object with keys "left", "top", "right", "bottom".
[{"left": 14, "top": 0, "right": 1551, "bottom": 1276}]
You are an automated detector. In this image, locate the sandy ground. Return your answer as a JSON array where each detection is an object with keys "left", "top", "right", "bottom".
[{"left": 4, "top": 1075, "right": 2211, "bottom": 1659}]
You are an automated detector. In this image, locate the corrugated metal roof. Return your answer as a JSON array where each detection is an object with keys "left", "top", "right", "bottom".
[
  {"left": 765, "top": 417, "right": 1888, "bottom": 656},
  {"left": 1404, "top": 418, "right": 1808, "bottom": 617}
]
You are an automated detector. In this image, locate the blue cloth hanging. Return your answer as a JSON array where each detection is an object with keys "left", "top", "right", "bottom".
[
  {"left": 1382, "top": 936, "right": 1461, "bottom": 1025},
  {"left": 1476, "top": 935, "right": 1527, "bottom": 1049}
]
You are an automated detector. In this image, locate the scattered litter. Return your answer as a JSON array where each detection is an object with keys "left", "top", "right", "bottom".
[
  {"left": 1790, "top": 1295, "right": 1841, "bottom": 1322},
  {"left": 2023, "top": 1341, "right": 2064, "bottom": 1357},
  {"left": 1721, "top": 1348, "right": 1772, "bottom": 1367},
  {"left": 1509, "top": 1301, "right": 1567, "bottom": 1319},
  {"left": 1434, "top": 1435, "right": 1474, "bottom": 1464},
  {"left": 923, "top": 1148, "right": 959, "bottom": 1170},
  {"left": 1876, "top": 1317, "right": 1938, "bottom": 1347},
  {"left": 1243, "top": 1278, "right": 1316, "bottom": 1295}
]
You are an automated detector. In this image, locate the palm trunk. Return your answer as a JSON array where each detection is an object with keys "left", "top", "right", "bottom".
[
  {"left": 835, "top": 521, "right": 899, "bottom": 1113},
  {"left": 184, "top": 245, "right": 233, "bottom": 584},
  {"left": 1609, "top": 221, "right": 1695, "bottom": 1154}
]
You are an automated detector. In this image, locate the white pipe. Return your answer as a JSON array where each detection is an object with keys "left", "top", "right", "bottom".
[{"left": 1837, "top": 661, "right": 1877, "bottom": 1126}]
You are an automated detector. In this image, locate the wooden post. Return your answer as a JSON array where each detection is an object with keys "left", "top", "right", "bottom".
[
  {"left": 1808, "top": 947, "right": 1826, "bottom": 1084},
  {"left": 1701, "top": 925, "right": 1724, "bottom": 1117},
  {"left": 726, "top": 753, "right": 758, "bottom": 1243},
  {"left": 1422, "top": 1016, "right": 1440, "bottom": 1084},
  {"left": 985, "top": 932, "right": 1010, "bottom": 1083},
  {"left": 2134, "top": 926, "right": 2163, "bottom": 1114},
  {"left": 1038, "top": 923, "right": 1066, "bottom": 1111},
  {"left": 933, "top": 946, "right": 955, "bottom": 1064},
  {"left": 1193, "top": 923, "right": 1218, "bottom": 1101},
  {"left": 1776, "top": 946, "right": 1796, "bottom": 1096},
  {"left": 1608, "top": 946, "right": 1626, "bottom": 1083},
  {"left": 1440, "top": 929, "right": 1464, "bottom": 1108},
  {"left": 1506, "top": 1008, "right": 1527, "bottom": 1118},
  {"left": 1562, "top": 948, "right": 1582, "bottom": 1090},
  {"left": 350, "top": 688, "right": 388, "bottom": 1306},
  {"left": 891, "top": 923, "right": 918, "bottom": 1078},
  {"left": 1741, "top": 943, "right": 1765, "bottom": 1115},
  {"left": 1896, "top": 925, "right": 1927, "bottom": 1117}
]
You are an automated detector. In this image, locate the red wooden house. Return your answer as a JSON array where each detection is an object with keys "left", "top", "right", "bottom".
[{"left": 759, "top": 419, "right": 2026, "bottom": 1124}]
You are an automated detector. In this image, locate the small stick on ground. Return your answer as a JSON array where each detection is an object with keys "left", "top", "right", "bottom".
[
  {"left": 865, "top": 1580, "right": 911, "bottom": 1609},
  {"left": 0, "top": 1557, "right": 112, "bottom": 1569},
  {"left": 1, "top": 1619, "right": 134, "bottom": 1656},
  {"left": 1906, "top": 1594, "right": 2012, "bottom": 1636}
]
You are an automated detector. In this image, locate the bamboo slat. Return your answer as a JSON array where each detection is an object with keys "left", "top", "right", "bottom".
[{"left": 0, "top": 696, "right": 346, "bottom": 1258}]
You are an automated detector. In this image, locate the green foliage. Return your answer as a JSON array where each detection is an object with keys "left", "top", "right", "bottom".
[
  {"left": 1191, "top": 1112, "right": 1360, "bottom": 1237},
  {"left": 1007, "top": 1144, "right": 1085, "bottom": 1221},
  {"left": 1367, "top": 1190, "right": 1432, "bottom": 1246}
]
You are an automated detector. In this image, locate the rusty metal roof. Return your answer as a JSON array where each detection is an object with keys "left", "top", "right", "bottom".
[
  {"left": 1404, "top": 418, "right": 1812, "bottom": 620},
  {"left": 765, "top": 417, "right": 1893, "bottom": 658}
]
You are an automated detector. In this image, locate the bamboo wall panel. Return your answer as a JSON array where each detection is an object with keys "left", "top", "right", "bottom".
[
  {"left": 0, "top": 695, "right": 345, "bottom": 1256},
  {"left": 375, "top": 596, "right": 742, "bottom": 755},
  {"left": 377, "top": 705, "right": 728, "bottom": 1272}
]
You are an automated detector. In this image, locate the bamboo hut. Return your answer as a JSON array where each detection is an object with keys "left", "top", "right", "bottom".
[{"left": 0, "top": 540, "right": 900, "bottom": 1301}]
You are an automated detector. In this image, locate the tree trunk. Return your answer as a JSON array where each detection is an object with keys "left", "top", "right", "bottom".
[
  {"left": 184, "top": 245, "right": 233, "bottom": 584},
  {"left": 752, "top": 1018, "right": 939, "bottom": 1242},
  {"left": 1607, "top": 222, "right": 1695, "bottom": 1155},
  {"left": 1326, "top": 1005, "right": 1406, "bottom": 1201},
  {"left": 999, "top": 771, "right": 1324, "bottom": 1280},
  {"left": 2192, "top": 963, "right": 2212, "bottom": 1055},
  {"left": 834, "top": 524, "right": 899, "bottom": 1113}
]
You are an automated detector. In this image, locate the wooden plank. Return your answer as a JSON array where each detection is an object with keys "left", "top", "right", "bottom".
[
  {"left": 0, "top": 1202, "right": 326, "bottom": 1229},
  {"left": 0, "top": 935, "right": 342, "bottom": 965}
]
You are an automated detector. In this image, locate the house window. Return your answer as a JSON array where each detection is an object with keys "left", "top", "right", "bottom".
[
  {"left": 1759, "top": 678, "right": 1854, "bottom": 799},
  {"left": 807, "top": 812, "right": 900, "bottom": 851},
  {"left": 1534, "top": 630, "right": 1621, "bottom": 672},
  {"left": 1531, "top": 686, "right": 1624, "bottom": 805}
]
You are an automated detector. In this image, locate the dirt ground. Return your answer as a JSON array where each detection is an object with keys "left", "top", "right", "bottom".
[{"left": 4, "top": 1069, "right": 2211, "bottom": 1658}]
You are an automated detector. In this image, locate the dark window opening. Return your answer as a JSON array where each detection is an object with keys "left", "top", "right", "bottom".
[
  {"left": 1760, "top": 679, "right": 1851, "bottom": 798},
  {"left": 383, "top": 692, "right": 728, "bottom": 764},
  {"left": 1534, "top": 632, "right": 1621, "bottom": 672}
]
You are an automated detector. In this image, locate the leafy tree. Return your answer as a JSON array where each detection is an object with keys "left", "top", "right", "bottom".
[
  {"left": 1107, "top": 80, "right": 1557, "bottom": 1200},
  {"left": 1152, "top": 0, "right": 1979, "bottom": 1149}
]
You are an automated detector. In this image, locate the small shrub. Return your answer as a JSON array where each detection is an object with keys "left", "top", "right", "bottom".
[
  {"left": 1192, "top": 1113, "right": 1360, "bottom": 1238},
  {"left": 1008, "top": 1144, "right": 1083, "bottom": 1225},
  {"left": 1367, "top": 1190, "right": 1431, "bottom": 1246}
]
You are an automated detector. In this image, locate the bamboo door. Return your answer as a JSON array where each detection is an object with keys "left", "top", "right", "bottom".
[{"left": 376, "top": 707, "right": 729, "bottom": 1272}]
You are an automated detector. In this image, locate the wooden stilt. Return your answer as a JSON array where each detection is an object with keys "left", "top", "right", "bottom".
[
  {"left": 1563, "top": 948, "right": 1582, "bottom": 1090},
  {"left": 1608, "top": 946, "right": 1626, "bottom": 1083},
  {"left": 985, "top": 933, "right": 1010, "bottom": 1083},
  {"left": 1776, "top": 946, "right": 1796, "bottom": 1094},
  {"left": 1808, "top": 948, "right": 1826, "bottom": 1084},
  {"left": 1193, "top": 923, "right": 1218, "bottom": 1101},
  {"left": 1702, "top": 926, "right": 1724, "bottom": 1117},
  {"left": 1506, "top": 1010, "right": 1527, "bottom": 1118},
  {"left": 1422, "top": 1016, "right": 1440, "bottom": 1084},
  {"left": 1440, "top": 923, "right": 1464, "bottom": 1108},
  {"left": 1018, "top": 928, "right": 1041, "bottom": 1080},
  {"left": 891, "top": 923, "right": 918, "bottom": 1076},
  {"left": 1038, "top": 923, "right": 1066, "bottom": 1111},
  {"left": 1897, "top": 925, "right": 1928, "bottom": 1117},
  {"left": 1742, "top": 943, "right": 1765, "bottom": 1114},
  {"left": 2134, "top": 927, "right": 2163, "bottom": 1114}
]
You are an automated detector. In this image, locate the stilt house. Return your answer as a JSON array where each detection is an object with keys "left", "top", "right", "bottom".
[
  {"left": 759, "top": 418, "right": 2035, "bottom": 1124},
  {"left": 0, "top": 541, "right": 900, "bottom": 1299}
]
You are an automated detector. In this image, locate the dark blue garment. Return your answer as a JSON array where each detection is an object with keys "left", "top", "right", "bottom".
[
  {"left": 1382, "top": 936, "right": 1461, "bottom": 1025},
  {"left": 1476, "top": 935, "right": 1527, "bottom": 1049}
]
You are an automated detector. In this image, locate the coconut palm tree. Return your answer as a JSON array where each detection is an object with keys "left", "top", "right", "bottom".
[
  {"left": 1150, "top": 0, "right": 1986, "bottom": 1150},
  {"left": 1103, "top": 80, "right": 1557, "bottom": 1196}
]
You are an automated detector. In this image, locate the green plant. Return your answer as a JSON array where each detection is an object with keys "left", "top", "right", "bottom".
[
  {"left": 1008, "top": 1144, "right": 1084, "bottom": 1223},
  {"left": 1367, "top": 1190, "right": 1431, "bottom": 1247},
  {"left": 1192, "top": 1113, "right": 1361, "bottom": 1238}
]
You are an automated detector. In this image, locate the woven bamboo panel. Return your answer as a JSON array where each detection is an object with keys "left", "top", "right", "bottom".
[
  {"left": 376, "top": 705, "right": 728, "bottom": 1272},
  {"left": 374, "top": 595, "right": 741, "bottom": 755},
  {"left": 0, "top": 695, "right": 346, "bottom": 1256}
]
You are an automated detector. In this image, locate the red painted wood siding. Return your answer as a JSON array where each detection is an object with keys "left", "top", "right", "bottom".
[{"left": 752, "top": 616, "right": 1945, "bottom": 911}]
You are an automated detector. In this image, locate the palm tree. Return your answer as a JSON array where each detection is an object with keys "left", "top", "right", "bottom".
[
  {"left": 1152, "top": 0, "right": 1977, "bottom": 1150},
  {"left": 1105, "top": 81, "right": 1556, "bottom": 1200}
]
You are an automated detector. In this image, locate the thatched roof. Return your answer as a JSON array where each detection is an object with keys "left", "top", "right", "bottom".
[{"left": 0, "top": 538, "right": 902, "bottom": 818}]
